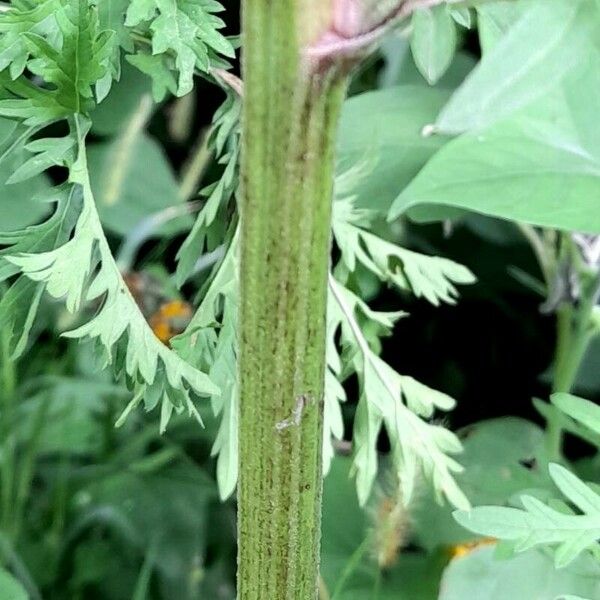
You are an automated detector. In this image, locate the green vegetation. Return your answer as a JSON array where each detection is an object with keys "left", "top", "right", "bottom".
[{"left": 0, "top": 0, "right": 599, "bottom": 598}]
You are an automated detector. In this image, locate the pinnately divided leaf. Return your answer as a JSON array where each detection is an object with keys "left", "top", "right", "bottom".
[
  {"left": 125, "top": 0, "right": 235, "bottom": 95},
  {"left": 0, "top": 184, "right": 81, "bottom": 358},
  {"left": 175, "top": 91, "right": 240, "bottom": 286},
  {"left": 0, "top": 0, "right": 476, "bottom": 511},
  {"left": 172, "top": 235, "right": 238, "bottom": 499},
  {"left": 325, "top": 161, "right": 475, "bottom": 508},
  {"left": 329, "top": 276, "right": 470, "bottom": 510},
  {"left": 0, "top": 0, "right": 218, "bottom": 431},
  {"left": 454, "top": 463, "right": 600, "bottom": 568},
  {"left": 0, "top": 0, "right": 61, "bottom": 78},
  {"left": 8, "top": 118, "right": 219, "bottom": 427},
  {"left": 0, "top": 0, "right": 235, "bottom": 104},
  {"left": 8, "top": 117, "right": 219, "bottom": 430},
  {"left": 0, "top": 0, "right": 113, "bottom": 124}
]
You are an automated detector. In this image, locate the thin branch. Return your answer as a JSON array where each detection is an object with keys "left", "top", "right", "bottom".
[
  {"left": 116, "top": 201, "right": 203, "bottom": 270},
  {"left": 517, "top": 222, "right": 554, "bottom": 287},
  {"left": 178, "top": 128, "right": 212, "bottom": 201},
  {"left": 100, "top": 94, "right": 153, "bottom": 207}
]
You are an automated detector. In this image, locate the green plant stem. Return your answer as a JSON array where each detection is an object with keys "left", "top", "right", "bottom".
[
  {"left": 518, "top": 227, "right": 599, "bottom": 461},
  {"left": 0, "top": 331, "right": 16, "bottom": 538},
  {"left": 132, "top": 535, "right": 160, "bottom": 600},
  {"left": 373, "top": 567, "right": 382, "bottom": 600},
  {"left": 330, "top": 536, "right": 371, "bottom": 600},
  {"left": 517, "top": 223, "right": 554, "bottom": 286},
  {"left": 49, "top": 458, "right": 69, "bottom": 548},
  {"left": 178, "top": 127, "right": 212, "bottom": 201},
  {"left": 547, "top": 288, "right": 599, "bottom": 460},
  {"left": 237, "top": 1, "right": 347, "bottom": 597},
  {"left": 553, "top": 307, "right": 576, "bottom": 393},
  {"left": 0, "top": 331, "right": 15, "bottom": 404},
  {"left": 12, "top": 395, "right": 51, "bottom": 541}
]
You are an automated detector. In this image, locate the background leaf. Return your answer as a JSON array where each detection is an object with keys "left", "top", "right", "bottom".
[
  {"left": 410, "top": 5, "right": 457, "bottom": 85},
  {"left": 476, "top": 0, "right": 530, "bottom": 54},
  {"left": 88, "top": 132, "right": 189, "bottom": 236},
  {"left": 321, "top": 456, "right": 444, "bottom": 600},
  {"left": 454, "top": 463, "right": 600, "bottom": 568},
  {"left": 439, "top": 546, "right": 600, "bottom": 600},
  {"left": 391, "top": 63, "right": 600, "bottom": 233},
  {"left": 436, "top": 0, "right": 599, "bottom": 134},
  {"left": 124, "top": 0, "right": 234, "bottom": 95},
  {"left": 337, "top": 85, "right": 451, "bottom": 213},
  {"left": 412, "top": 418, "right": 548, "bottom": 551},
  {"left": 0, "top": 128, "right": 50, "bottom": 231},
  {"left": 90, "top": 62, "right": 153, "bottom": 136}
]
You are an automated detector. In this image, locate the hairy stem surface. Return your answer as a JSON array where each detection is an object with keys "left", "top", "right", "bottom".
[{"left": 238, "top": 1, "right": 348, "bottom": 598}]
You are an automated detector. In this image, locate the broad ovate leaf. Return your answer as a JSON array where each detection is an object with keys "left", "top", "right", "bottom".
[
  {"left": 436, "top": 0, "right": 599, "bottom": 134},
  {"left": 391, "top": 63, "right": 600, "bottom": 233}
]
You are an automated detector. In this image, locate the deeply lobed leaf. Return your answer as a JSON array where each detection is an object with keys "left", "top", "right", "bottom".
[
  {"left": 455, "top": 463, "right": 600, "bottom": 568},
  {"left": 329, "top": 277, "right": 469, "bottom": 509},
  {"left": 0, "top": 0, "right": 219, "bottom": 431},
  {"left": 125, "top": 0, "right": 234, "bottom": 95}
]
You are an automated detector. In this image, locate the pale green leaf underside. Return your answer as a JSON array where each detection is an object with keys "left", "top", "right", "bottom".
[
  {"left": 335, "top": 160, "right": 474, "bottom": 306},
  {"left": 325, "top": 161, "right": 474, "bottom": 509},
  {"left": 175, "top": 92, "right": 240, "bottom": 286},
  {"left": 172, "top": 237, "right": 238, "bottom": 499},
  {"left": 329, "top": 277, "right": 469, "bottom": 510},
  {"left": 455, "top": 463, "right": 600, "bottom": 568},
  {"left": 440, "top": 546, "right": 600, "bottom": 600},
  {"left": 552, "top": 393, "right": 600, "bottom": 437}
]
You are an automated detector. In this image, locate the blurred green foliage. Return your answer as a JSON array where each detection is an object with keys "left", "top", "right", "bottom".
[{"left": 1, "top": 0, "right": 600, "bottom": 598}]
